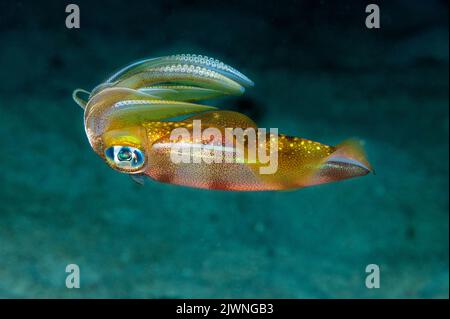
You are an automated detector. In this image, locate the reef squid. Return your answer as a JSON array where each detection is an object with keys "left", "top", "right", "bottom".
[{"left": 72, "top": 54, "right": 372, "bottom": 191}]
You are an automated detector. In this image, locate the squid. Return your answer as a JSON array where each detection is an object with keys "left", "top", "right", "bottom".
[{"left": 72, "top": 54, "right": 372, "bottom": 191}]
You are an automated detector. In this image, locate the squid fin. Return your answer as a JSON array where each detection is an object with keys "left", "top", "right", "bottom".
[
  {"left": 327, "top": 139, "right": 372, "bottom": 173},
  {"left": 307, "top": 139, "right": 373, "bottom": 186}
]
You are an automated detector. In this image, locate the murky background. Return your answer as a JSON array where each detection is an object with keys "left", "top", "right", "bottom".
[{"left": 0, "top": 0, "right": 448, "bottom": 298}]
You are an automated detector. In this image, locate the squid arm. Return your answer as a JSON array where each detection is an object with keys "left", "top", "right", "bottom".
[{"left": 89, "top": 54, "right": 253, "bottom": 101}]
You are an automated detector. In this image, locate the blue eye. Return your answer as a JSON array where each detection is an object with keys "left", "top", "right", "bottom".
[
  {"left": 104, "top": 146, "right": 145, "bottom": 171},
  {"left": 117, "top": 148, "right": 133, "bottom": 161}
]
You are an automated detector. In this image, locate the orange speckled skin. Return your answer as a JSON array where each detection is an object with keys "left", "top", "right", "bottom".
[{"left": 144, "top": 112, "right": 336, "bottom": 190}]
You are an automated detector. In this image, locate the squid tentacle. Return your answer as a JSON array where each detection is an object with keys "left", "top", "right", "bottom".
[
  {"left": 105, "top": 54, "right": 254, "bottom": 88},
  {"left": 72, "top": 88, "right": 91, "bottom": 109}
]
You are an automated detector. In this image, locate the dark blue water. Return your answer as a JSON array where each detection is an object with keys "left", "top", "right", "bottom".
[{"left": 0, "top": 0, "right": 448, "bottom": 298}]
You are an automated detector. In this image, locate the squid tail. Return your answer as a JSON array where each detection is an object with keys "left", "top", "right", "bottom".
[{"left": 309, "top": 139, "right": 373, "bottom": 186}]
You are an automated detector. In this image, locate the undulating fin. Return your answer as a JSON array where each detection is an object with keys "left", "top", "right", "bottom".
[
  {"left": 105, "top": 54, "right": 254, "bottom": 88},
  {"left": 307, "top": 139, "right": 373, "bottom": 186},
  {"left": 326, "top": 139, "right": 372, "bottom": 173},
  {"left": 130, "top": 174, "right": 145, "bottom": 185},
  {"left": 72, "top": 88, "right": 91, "bottom": 109}
]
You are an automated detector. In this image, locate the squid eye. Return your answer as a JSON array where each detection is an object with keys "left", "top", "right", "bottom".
[
  {"left": 117, "top": 148, "right": 132, "bottom": 161},
  {"left": 104, "top": 146, "right": 145, "bottom": 172}
]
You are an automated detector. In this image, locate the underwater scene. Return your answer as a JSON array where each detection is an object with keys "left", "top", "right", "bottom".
[{"left": 0, "top": 0, "right": 448, "bottom": 298}]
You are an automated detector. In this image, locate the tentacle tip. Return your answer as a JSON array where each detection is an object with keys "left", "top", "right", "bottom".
[{"left": 72, "top": 88, "right": 91, "bottom": 109}]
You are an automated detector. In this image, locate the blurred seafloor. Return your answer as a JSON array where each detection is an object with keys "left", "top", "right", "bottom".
[{"left": 0, "top": 0, "right": 448, "bottom": 298}]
